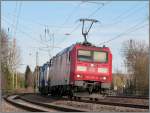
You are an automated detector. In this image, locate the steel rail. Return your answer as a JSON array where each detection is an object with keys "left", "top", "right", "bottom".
[
  {"left": 69, "top": 96, "right": 149, "bottom": 109},
  {"left": 3, "top": 95, "right": 46, "bottom": 112},
  {"left": 42, "top": 95, "right": 149, "bottom": 109},
  {"left": 18, "top": 93, "right": 149, "bottom": 110},
  {"left": 74, "top": 97, "right": 149, "bottom": 109},
  {"left": 107, "top": 95, "right": 149, "bottom": 99},
  {"left": 18, "top": 95, "right": 87, "bottom": 112}
]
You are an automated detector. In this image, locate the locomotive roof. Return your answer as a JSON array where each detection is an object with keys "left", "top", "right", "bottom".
[
  {"left": 76, "top": 42, "right": 108, "bottom": 48},
  {"left": 54, "top": 43, "right": 109, "bottom": 57},
  {"left": 40, "top": 42, "right": 110, "bottom": 68},
  {"left": 55, "top": 44, "right": 75, "bottom": 57}
]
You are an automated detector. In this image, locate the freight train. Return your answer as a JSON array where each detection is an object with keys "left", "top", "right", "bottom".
[
  {"left": 37, "top": 18, "right": 112, "bottom": 97},
  {"left": 37, "top": 42, "right": 112, "bottom": 97}
]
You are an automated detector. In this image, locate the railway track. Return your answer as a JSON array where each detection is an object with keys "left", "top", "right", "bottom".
[
  {"left": 44, "top": 93, "right": 149, "bottom": 109},
  {"left": 69, "top": 96, "right": 149, "bottom": 109},
  {"left": 18, "top": 93, "right": 149, "bottom": 112},
  {"left": 4, "top": 94, "right": 87, "bottom": 112},
  {"left": 107, "top": 95, "right": 149, "bottom": 99},
  {"left": 68, "top": 93, "right": 149, "bottom": 109},
  {"left": 4, "top": 95, "right": 46, "bottom": 112},
  {"left": 19, "top": 93, "right": 149, "bottom": 111}
]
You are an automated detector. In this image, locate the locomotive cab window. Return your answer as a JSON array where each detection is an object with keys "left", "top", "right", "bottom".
[
  {"left": 78, "top": 50, "right": 108, "bottom": 63},
  {"left": 93, "top": 51, "right": 108, "bottom": 63},
  {"left": 78, "top": 50, "right": 92, "bottom": 62}
]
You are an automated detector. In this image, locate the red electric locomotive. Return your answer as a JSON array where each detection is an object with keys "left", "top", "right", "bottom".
[
  {"left": 38, "top": 43, "right": 112, "bottom": 96},
  {"left": 38, "top": 19, "right": 112, "bottom": 97}
]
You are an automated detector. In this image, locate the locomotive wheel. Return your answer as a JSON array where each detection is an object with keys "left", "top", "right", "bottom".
[
  {"left": 95, "top": 98, "right": 98, "bottom": 101},
  {"left": 59, "top": 90, "right": 63, "bottom": 97},
  {"left": 90, "top": 98, "right": 93, "bottom": 101},
  {"left": 51, "top": 87, "right": 57, "bottom": 97},
  {"left": 77, "top": 97, "right": 81, "bottom": 100},
  {"left": 68, "top": 89, "right": 74, "bottom": 99},
  {"left": 51, "top": 90, "right": 55, "bottom": 96},
  {"left": 58, "top": 87, "right": 63, "bottom": 97},
  {"left": 88, "top": 86, "right": 93, "bottom": 94},
  {"left": 74, "top": 96, "right": 77, "bottom": 100}
]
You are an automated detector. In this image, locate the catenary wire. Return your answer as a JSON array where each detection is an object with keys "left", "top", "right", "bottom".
[
  {"left": 56, "top": 1, "right": 111, "bottom": 46},
  {"left": 13, "top": 2, "right": 22, "bottom": 39},
  {"left": 98, "top": 18, "right": 148, "bottom": 45}
]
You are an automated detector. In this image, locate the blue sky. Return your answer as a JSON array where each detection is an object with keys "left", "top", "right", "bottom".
[{"left": 2, "top": 1, "right": 149, "bottom": 73}]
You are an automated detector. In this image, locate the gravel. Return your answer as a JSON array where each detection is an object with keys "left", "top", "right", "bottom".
[
  {"left": 53, "top": 100, "right": 149, "bottom": 112},
  {"left": 21, "top": 94, "right": 149, "bottom": 112},
  {"left": 1, "top": 99, "right": 27, "bottom": 112}
]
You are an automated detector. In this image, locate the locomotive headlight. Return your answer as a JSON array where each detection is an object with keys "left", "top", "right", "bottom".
[
  {"left": 77, "top": 74, "right": 83, "bottom": 78},
  {"left": 77, "top": 74, "right": 80, "bottom": 77},
  {"left": 98, "top": 68, "right": 108, "bottom": 73},
  {"left": 103, "top": 77, "right": 106, "bottom": 80},
  {"left": 77, "top": 66, "right": 87, "bottom": 71}
]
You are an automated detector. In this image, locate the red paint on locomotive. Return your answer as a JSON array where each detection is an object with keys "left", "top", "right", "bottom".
[{"left": 69, "top": 43, "right": 112, "bottom": 86}]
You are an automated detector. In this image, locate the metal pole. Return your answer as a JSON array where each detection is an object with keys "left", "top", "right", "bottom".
[
  {"left": 0, "top": 0, "right": 3, "bottom": 110},
  {"left": 0, "top": 27, "right": 2, "bottom": 112},
  {"left": 12, "top": 38, "right": 16, "bottom": 90},
  {"left": 12, "top": 71, "right": 14, "bottom": 89},
  {"left": 52, "top": 33, "right": 54, "bottom": 54},
  {"left": 0, "top": 58, "right": 1, "bottom": 112},
  {"left": 35, "top": 52, "right": 38, "bottom": 93},
  {"left": 15, "top": 71, "right": 17, "bottom": 89},
  {"left": 36, "top": 52, "right": 38, "bottom": 66}
]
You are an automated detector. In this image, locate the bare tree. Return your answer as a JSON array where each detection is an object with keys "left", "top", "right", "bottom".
[
  {"left": 112, "top": 69, "right": 127, "bottom": 95},
  {"left": 122, "top": 39, "right": 149, "bottom": 96},
  {"left": 0, "top": 29, "right": 21, "bottom": 92},
  {"left": 0, "top": 30, "right": 9, "bottom": 65},
  {"left": 0, "top": 29, "right": 10, "bottom": 91}
]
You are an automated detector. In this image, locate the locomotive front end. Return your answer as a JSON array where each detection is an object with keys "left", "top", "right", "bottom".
[{"left": 73, "top": 44, "right": 112, "bottom": 93}]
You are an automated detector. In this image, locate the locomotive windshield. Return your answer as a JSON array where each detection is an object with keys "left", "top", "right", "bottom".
[
  {"left": 78, "top": 50, "right": 92, "bottom": 61},
  {"left": 93, "top": 51, "right": 107, "bottom": 62},
  {"left": 78, "top": 50, "right": 108, "bottom": 62}
]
